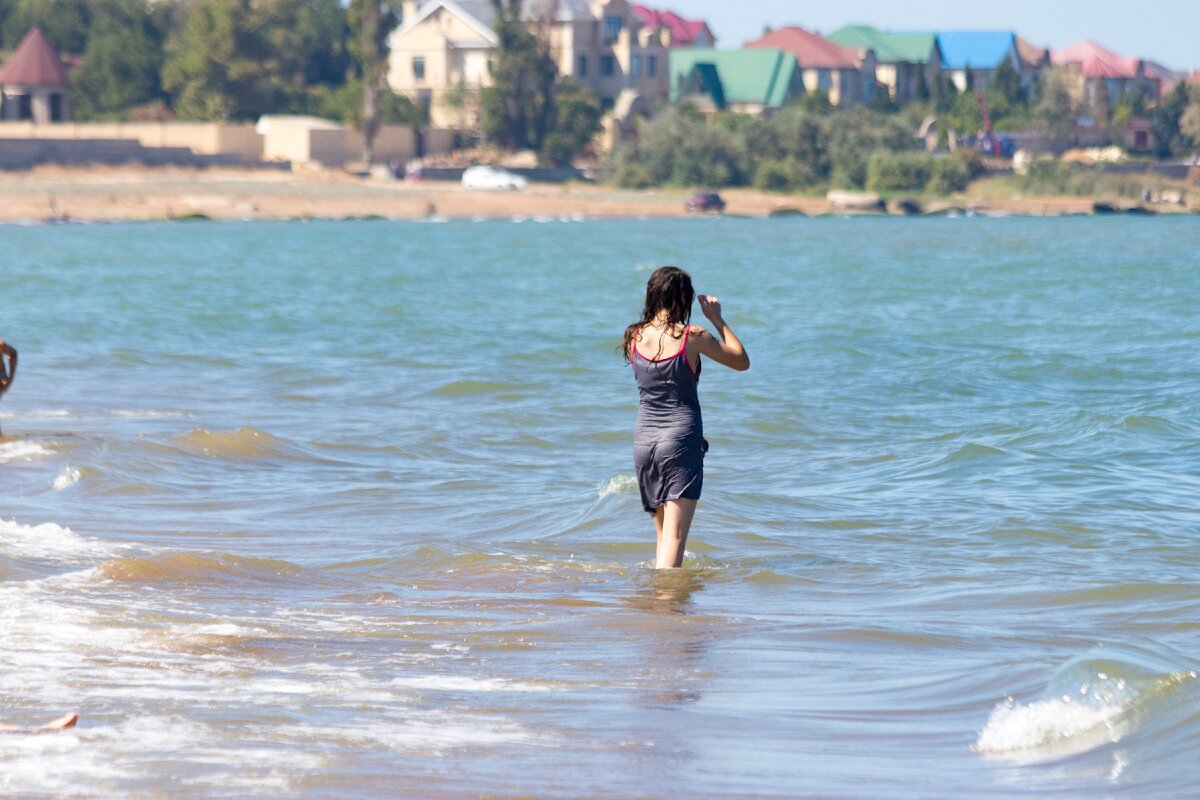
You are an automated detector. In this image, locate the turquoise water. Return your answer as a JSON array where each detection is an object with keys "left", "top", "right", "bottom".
[{"left": 2, "top": 216, "right": 1200, "bottom": 797}]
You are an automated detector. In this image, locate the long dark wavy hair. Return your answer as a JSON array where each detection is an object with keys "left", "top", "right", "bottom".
[{"left": 623, "top": 266, "right": 694, "bottom": 362}]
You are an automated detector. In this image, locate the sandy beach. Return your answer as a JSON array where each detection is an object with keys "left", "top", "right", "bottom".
[{"left": 2, "top": 164, "right": 1194, "bottom": 222}]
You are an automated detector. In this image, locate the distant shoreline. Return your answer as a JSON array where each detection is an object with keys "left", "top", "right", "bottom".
[{"left": 2, "top": 165, "right": 1195, "bottom": 224}]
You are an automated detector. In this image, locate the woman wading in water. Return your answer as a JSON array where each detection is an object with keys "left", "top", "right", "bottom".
[{"left": 624, "top": 267, "right": 749, "bottom": 569}]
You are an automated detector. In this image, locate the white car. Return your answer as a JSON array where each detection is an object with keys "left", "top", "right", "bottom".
[{"left": 461, "top": 165, "right": 527, "bottom": 191}]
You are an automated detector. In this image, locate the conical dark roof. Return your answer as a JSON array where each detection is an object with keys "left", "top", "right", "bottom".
[{"left": 0, "top": 28, "right": 69, "bottom": 87}]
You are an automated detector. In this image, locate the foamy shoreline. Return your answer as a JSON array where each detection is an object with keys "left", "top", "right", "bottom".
[{"left": 3, "top": 164, "right": 1196, "bottom": 223}]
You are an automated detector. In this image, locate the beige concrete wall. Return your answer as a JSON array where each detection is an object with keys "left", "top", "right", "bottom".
[
  {"left": 0, "top": 122, "right": 262, "bottom": 157},
  {"left": 345, "top": 125, "right": 456, "bottom": 163},
  {"left": 263, "top": 126, "right": 347, "bottom": 165}
]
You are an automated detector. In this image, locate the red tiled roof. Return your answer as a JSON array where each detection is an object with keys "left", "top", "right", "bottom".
[
  {"left": 1052, "top": 40, "right": 1137, "bottom": 79},
  {"left": 0, "top": 28, "right": 69, "bottom": 87},
  {"left": 745, "top": 26, "right": 859, "bottom": 69},
  {"left": 631, "top": 4, "right": 709, "bottom": 46}
]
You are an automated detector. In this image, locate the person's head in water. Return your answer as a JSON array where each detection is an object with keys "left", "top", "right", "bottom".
[{"left": 623, "top": 266, "right": 694, "bottom": 361}]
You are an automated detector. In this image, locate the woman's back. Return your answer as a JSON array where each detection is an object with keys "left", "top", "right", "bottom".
[{"left": 631, "top": 324, "right": 702, "bottom": 445}]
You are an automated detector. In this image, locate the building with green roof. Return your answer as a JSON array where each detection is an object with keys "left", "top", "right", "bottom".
[
  {"left": 669, "top": 48, "right": 805, "bottom": 115},
  {"left": 828, "top": 25, "right": 941, "bottom": 103}
]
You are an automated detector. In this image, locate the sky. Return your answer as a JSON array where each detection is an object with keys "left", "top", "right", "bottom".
[{"left": 686, "top": 0, "right": 1199, "bottom": 71}]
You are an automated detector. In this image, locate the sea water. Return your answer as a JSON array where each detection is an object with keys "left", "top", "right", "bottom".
[{"left": 2, "top": 216, "right": 1200, "bottom": 798}]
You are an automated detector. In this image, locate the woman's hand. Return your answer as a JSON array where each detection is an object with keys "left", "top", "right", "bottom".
[{"left": 698, "top": 295, "right": 723, "bottom": 323}]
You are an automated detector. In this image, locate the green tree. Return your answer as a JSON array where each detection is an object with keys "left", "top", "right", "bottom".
[
  {"left": 1151, "top": 82, "right": 1194, "bottom": 156},
  {"left": 931, "top": 71, "right": 956, "bottom": 113},
  {"left": 914, "top": 68, "right": 930, "bottom": 103},
  {"left": 798, "top": 90, "right": 832, "bottom": 114},
  {"left": 310, "top": 77, "right": 422, "bottom": 127},
  {"left": 990, "top": 60, "right": 1024, "bottom": 106},
  {"left": 1, "top": 0, "right": 92, "bottom": 53},
  {"left": 162, "top": 0, "right": 280, "bottom": 120},
  {"left": 258, "top": 0, "right": 350, "bottom": 113},
  {"left": 1034, "top": 66, "right": 1084, "bottom": 146},
  {"left": 70, "top": 0, "right": 171, "bottom": 120},
  {"left": 1181, "top": 87, "right": 1200, "bottom": 146},
  {"left": 348, "top": 0, "right": 399, "bottom": 163},
  {"left": 482, "top": 0, "right": 557, "bottom": 151},
  {"left": 826, "top": 109, "right": 918, "bottom": 188},
  {"left": 541, "top": 79, "right": 602, "bottom": 164},
  {"left": 1111, "top": 91, "right": 1147, "bottom": 127}
]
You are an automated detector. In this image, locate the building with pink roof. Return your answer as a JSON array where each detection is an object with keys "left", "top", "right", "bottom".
[
  {"left": 0, "top": 27, "right": 71, "bottom": 122},
  {"left": 744, "top": 26, "right": 877, "bottom": 107},
  {"left": 630, "top": 5, "right": 714, "bottom": 48},
  {"left": 1052, "top": 40, "right": 1159, "bottom": 107}
]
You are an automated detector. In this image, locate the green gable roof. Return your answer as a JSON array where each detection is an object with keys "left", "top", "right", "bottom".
[
  {"left": 828, "top": 25, "right": 937, "bottom": 64},
  {"left": 669, "top": 48, "right": 801, "bottom": 109}
]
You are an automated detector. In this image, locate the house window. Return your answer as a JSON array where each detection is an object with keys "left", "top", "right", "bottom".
[
  {"left": 600, "top": 55, "right": 615, "bottom": 77},
  {"left": 646, "top": 55, "right": 657, "bottom": 77},
  {"left": 577, "top": 55, "right": 588, "bottom": 77},
  {"left": 17, "top": 94, "right": 31, "bottom": 120},
  {"left": 49, "top": 93, "right": 63, "bottom": 122},
  {"left": 631, "top": 54, "right": 642, "bottom": 78},
  {"left": 413, "top": 56, "right": 426, "bottom": 81},
  {"left": 604, "top": 15, "right": 621, "bottom": 42}
]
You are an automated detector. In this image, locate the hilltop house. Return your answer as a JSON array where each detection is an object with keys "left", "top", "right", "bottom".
[
  {"left": 630, "top": 5, "right": 715, "bottom": 48},
  {"left": 1052, "top": 40, "right": 1161, "bottom": 108},
  {"left": 669, "top": 48, "right": 805, "bottom": 115},
  {"left": 0, "top": 28, "right": 70, "bottom": 123},
  {"left": 744, "top": 27, "right": 876, "bottom": 107},
  {"left": 828, "top": 25, "right": 940, "bottom": 103},
  {"left": 387, "top": 0, "right": 676, "bottom": 128}
]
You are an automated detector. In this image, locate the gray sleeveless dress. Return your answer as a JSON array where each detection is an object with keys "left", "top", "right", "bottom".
[{"left": 632, "top": 327, "right": 706, "bottom": 514}]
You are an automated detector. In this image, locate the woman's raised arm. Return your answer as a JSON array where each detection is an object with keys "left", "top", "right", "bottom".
[{"left": 692, "top": 295, "right": 749, "bottom": 371}]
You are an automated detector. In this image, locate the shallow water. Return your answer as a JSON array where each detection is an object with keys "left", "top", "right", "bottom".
[{"left": 2, "top": 216, "right": 1200, "bottom": 797}]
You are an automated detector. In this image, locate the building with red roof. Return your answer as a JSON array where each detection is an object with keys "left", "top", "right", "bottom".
[
  {"left": 1052, "top": 40, "right": 1159, "bottom": 108},
  {"left": 0, "top": 28, "right": 71, "bottom": 123},
  {"left": 744, "top": 26, "right": 877, "bottom": 107},
  {"left": 631, "top": 5, "right": 714, "bottom": 48}
]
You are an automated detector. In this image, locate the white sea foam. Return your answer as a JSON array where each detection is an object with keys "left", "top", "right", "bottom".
[
  {"left": 0, "top": 409, "right": 71, "bottom": 419},
  {"left": 0, "top": 440, "right": 54, "bottom": 462},
  {"left": 598, "top": 474, "right": 636, "bottom": 499},
  {"left": 51, "top": 467, "right": 81, "bottom": 490},
  {"left": 109, "top": 409, "right": 188, "bottom": 418},
  {"left": 390, "top": 675, "right": 552, "bottom": 693},
  {"left": 0, "top": 519, "right": 119, "bottom": 562},
  {"left": 974, "top": 695, "right": 1130, "bottom": 761}
]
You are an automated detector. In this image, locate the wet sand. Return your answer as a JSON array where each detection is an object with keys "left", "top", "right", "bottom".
[{"left": 0, "top": 164, "right": 1192, "bottom": 222}]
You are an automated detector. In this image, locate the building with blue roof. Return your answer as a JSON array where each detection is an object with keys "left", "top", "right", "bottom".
[{"left": 934, "top": 31, "right": 1020, "bottom": 93}]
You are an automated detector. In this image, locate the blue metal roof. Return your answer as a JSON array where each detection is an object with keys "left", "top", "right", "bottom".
[{"left": 935, "top": 31, "right": 1016, "bottom": 69}]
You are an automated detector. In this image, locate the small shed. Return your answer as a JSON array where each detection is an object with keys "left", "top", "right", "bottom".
[
  {"left": 257, "top": 115, "right": 347, "bottom": 167},
  {"left": 0, "top": 28, "right": 70, "bottom": 123}
]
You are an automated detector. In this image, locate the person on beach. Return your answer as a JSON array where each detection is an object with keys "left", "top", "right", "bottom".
[
  {"left": 623, "top": 267, "right": 749, "bottom": 569},
  {"left": 0, "top": 339, "right": 16, "bottom": 437},
  {"left": 0, "top": 712, "right": 77, "bottom": 732}
]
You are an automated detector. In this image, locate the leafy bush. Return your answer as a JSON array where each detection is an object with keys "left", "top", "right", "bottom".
[
  {"left": 753, "top": 159, "right": 802, "bottom": 192},
  {"left": 952, "top": 148, "right": 987, "bottom": 180},
  {"left": 612, "top": 108, "right": 748, "bottom": 187},
  {"left": 612, "top": 162, "right": 654, "bottom": 189},
  {"left": 611, "top": 106, "right": 920, "bottom": 191},
  {"left": 927, "top": 156, "right": 971, "bottom": 194},
  {"left": 866, "top": 151, "right": 933, "bottom": 193}
]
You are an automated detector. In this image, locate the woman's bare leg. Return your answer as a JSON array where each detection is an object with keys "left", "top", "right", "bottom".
[
  {"left": 42, "top": 712, "right": 77, "bottom": 730},
  {"left": 0, "top": 712, "right": 77, "bottom": 732},
  {"left": 655, "top": 498, "right": 697, "bottom": 569}
]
